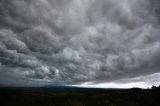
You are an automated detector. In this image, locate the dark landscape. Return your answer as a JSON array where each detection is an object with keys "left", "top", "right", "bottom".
[{"left": 0, "top": 86, "right": 160, "bottom": 106}]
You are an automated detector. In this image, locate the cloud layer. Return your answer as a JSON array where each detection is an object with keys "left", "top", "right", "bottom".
[{"left": 0, "top": 0, "right": 160, "bottom": 87}]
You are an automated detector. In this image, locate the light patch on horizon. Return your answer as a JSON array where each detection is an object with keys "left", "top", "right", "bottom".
[
  {"left": 70, "top": 72, "right": 160, "bottom": 88},
  {"left": 71, "top": 82, "right": 150, "bottom": 89}
]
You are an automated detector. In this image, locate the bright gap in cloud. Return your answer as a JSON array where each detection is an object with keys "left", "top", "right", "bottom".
[
  {"left": 70, "top": 82, "right": 150, "bottom": 89},
  {"left": 69, "top": 72, "right": 160, "bottom": 89}
]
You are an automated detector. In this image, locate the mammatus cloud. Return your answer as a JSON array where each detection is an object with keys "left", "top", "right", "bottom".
[{"left": 0, "top": 0, "right": 160, "bottom": 87}]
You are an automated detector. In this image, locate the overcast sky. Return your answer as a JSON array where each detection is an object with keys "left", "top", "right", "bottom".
[{"left": 0, "top": 0, "right": 160, "bottom": 88}]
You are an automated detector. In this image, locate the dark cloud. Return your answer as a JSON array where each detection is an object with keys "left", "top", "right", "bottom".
[{"left": 0, "top": 0, "right": 160, "bottom": 87}]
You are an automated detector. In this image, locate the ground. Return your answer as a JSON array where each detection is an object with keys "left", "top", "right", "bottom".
[{"left": 0, "top": 87, "right": 160, "bottom": 106}]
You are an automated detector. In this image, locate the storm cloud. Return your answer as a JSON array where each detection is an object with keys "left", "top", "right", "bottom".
[{"left": 0, "top": 0, "right": 160, "bottom": 87}]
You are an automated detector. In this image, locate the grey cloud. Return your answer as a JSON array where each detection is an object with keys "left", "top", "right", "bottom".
[{"left": 0, "top": 0, "right": 160, "bottom": 87}]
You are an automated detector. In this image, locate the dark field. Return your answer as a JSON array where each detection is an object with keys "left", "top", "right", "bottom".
[{"left": 0, "top": 87, "right": 160, "bottom": 106}]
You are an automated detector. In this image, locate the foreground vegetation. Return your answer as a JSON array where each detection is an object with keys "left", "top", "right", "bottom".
[{"left": 0, "top": 86, "right": 160, "bottom": 106}]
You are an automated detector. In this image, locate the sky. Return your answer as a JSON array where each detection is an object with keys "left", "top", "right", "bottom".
[{"left": 0, "top": 0, "right": 160, "bottom": 88}]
